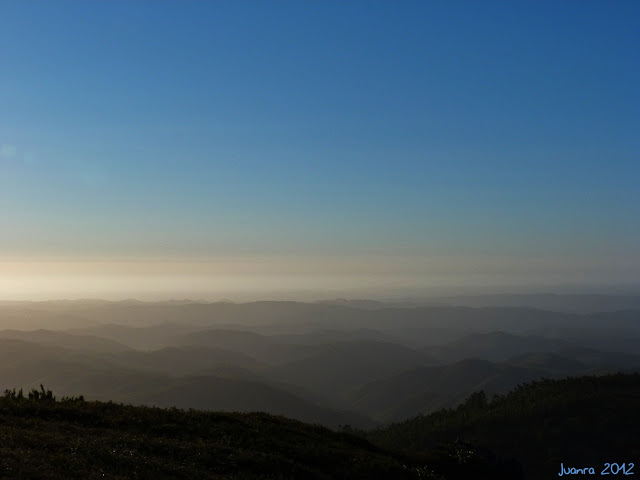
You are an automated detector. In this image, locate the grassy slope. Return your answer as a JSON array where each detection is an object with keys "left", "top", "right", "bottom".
[
  {"left": 0, "top": 396, "right": 410, "bottom": 479},
  {"left": 0, "top": 391, "right": 523, "bottom": 480}
]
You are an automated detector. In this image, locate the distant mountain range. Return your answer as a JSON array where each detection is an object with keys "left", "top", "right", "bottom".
[
  {"left": 1, "top": 298, "right": 638, "bottom": 427},
  {"left": 318, "top": 293, "right": 640, "bottom": 314},
  {"left": 1, "top": 299, "right": 638, "bottom": 478}
]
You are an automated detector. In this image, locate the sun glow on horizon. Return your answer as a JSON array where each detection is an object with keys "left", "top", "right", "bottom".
[{"left": 1, "top": 254, "right": 636, "bottom": 301}]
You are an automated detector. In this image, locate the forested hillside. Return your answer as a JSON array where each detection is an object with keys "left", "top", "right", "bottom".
[{"left": 365, "top": 373, "right": 640, "bottom": 479}]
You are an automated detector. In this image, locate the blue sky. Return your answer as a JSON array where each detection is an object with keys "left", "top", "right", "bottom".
[{"left": 1, "top": 1, "right": 638, "bottom": 297}]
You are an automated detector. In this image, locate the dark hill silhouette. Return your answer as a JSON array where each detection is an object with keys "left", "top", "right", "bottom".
[
  {"left": 2, "top": 300, "right": 639, "bottom": 429},
  {"left": 5, "top": 301, "right": 639, "bottom": 356},
  {"left": 131, "top": 374, "right": 374, "bottom": 428},
  {"left": 524, "top": 324, "right": 640, "bottom": 354},
  {"left": 271, "top": 327, "right": 397, "bottom": 345},
  {"left": 179, "top": 328, "right": 273, "bottom": 352},
  {"left": 0, "top": 329, "right": 131, "bottom": 353},
  {"left": 431, "top": 293, "right": 640, "bottom": 313},
  {"left": 107, "top": 345, "right": 264, "bottom": 375},
  {"left": 346, "top": 344, "right": 640, "bottom": 423},
  {"left": 366, "top": 373, "right": 640, "bottom": 479},
  {"left": 504, "top": 351, "right": 592, "bottom": 375},
  {"left": 348, "top": 358, "right": 548, "bottom": 421},
  {"left": 265, "top": 340, "right": 437, "bottom": 401},
  {"left": 425, "top": 331, "right": 575, "bottom": 362},
  {"left": 0, "top": 391, "right": 520, "bottom": 479},
  {"left": 0, "top": 339, "right": 370, "bottom": 428},
  {"left": 67, "top": 322, "right": 200, "bottom": 349}
]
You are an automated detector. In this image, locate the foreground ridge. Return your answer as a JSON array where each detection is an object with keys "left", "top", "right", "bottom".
[
  {"left": 365, "top": 373, "right": 640, "bottom": 479},
  {"left": 0, "top": 389, "right": 518, "bottom": 479}
]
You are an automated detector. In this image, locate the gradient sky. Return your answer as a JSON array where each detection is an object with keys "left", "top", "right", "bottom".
[{"left": 1, "top": 1, "right": 639, "bottom": 299}]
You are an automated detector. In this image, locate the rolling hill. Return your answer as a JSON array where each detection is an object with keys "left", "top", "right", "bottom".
[
  {"left": 366, "top": 373, "right": 640, "bottom": 479},
  {"left": 0, "top": 390, "right": 519, "bottom": 479}
]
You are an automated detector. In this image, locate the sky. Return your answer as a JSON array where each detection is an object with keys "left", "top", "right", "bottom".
[{"left": 1, "top": 1, "right": 639, "bottom": 299}]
